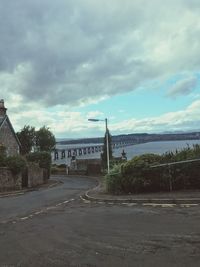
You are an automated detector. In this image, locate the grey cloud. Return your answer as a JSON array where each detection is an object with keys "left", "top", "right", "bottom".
[
  {"left": 167, "top": 77, "right": 197, "bottom": 98},
  {"left": 1, "top": 0, "right": 200, "bottom": 106}
]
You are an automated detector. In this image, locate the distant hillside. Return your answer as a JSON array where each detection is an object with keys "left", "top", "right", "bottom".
[
  {"left": 57, "top": 132, "right": 200, "bottom": 145},
  {"left": 56, "top": 138, "right": 75, "bottom": 142}
]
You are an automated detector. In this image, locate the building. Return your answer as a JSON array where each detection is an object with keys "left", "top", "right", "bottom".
[{"left": 0, "top": 99, "right": 20, "bottom": 156}]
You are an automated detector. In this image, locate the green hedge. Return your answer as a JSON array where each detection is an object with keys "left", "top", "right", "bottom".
[
  {"left": 0, "top": 150, "right": 27, "bottom": 175},
  {"left": 105, "top": 145, "right": 200, "bottom": 194},
  {"left": 5, "top": 156, "right": 27, "bottom": 175},
  {"left": 104, "top": 164, "right": 123, "bottom": 194}
]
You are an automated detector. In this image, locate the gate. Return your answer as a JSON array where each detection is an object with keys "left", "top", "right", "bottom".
[{"left": 22, "top": 168, "right": 28, "bottom": 188}]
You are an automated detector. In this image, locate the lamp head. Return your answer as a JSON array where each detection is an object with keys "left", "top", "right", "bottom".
[{"left": 88, "top": 119, "right": 100, "bottom": 122}]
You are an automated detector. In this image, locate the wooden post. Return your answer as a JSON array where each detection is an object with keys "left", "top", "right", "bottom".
[{"left": 168, "top": 166, "right": 173, "bottom": 192}]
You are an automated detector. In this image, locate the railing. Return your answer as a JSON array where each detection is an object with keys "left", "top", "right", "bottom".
[
  {"left": 151, "top": 158, "right": 200, "bottom": 168},
  {"left": 150, "top": 158, "right": 200, "bottom": 192}
]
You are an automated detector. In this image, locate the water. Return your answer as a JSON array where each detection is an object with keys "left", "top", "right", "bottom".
[
  {"left": 119, "top": 139, "right": 200, "bottom": 160},
  {"left": 53, "top": 139, "right": 200, "bottom": 164}
]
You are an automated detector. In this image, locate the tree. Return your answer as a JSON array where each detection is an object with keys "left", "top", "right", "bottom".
[
  {"left": 36, "top": 126, "right": 56, "bottom": 152},
  {"left": 101, "top": 129, "right": 113, "bottom": 170},
  {"left": 17, "top": 125, "right": 35, "bottom": 155}
]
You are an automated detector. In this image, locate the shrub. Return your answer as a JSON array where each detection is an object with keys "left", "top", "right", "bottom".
[
  {"left": 122, "top": 154, "right": 162, "bottom": 176},
  {"left": 104, "top": 164, "right": 123, "bottom": 194},
  {"left": 5, "top": 156, "right": 27, "bottom": 175},
  {"left": 105, "top": 147, "right": 200, "bottom": 194}
]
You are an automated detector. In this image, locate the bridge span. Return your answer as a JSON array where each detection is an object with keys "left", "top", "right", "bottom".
[{"left": 52, "top": 141, "right": 135, "bottom": 163}]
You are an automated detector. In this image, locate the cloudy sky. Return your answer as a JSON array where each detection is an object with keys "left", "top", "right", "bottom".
[{"left": 1, "top": 0, "right": 200, "bottom": 138}]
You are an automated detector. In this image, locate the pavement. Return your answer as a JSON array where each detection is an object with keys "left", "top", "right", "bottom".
[
  {"left": 83, "top": 177, "right": 200, "bottom": 204},
  {"left": 0, "top": 178, "right": 62, "bottom": 198}
]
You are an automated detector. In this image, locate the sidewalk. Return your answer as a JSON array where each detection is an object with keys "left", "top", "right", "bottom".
[
  {"left": 0, "top": 179, "right": 62, "bottom": 198},
  {"left": 84, "top": 182, "right": 200, "bottom": 204}
]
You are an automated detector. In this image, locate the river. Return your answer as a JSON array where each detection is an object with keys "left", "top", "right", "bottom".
[
  {"left": 118, "top": 139, "right": 200, "bottom": 160},
  {"left": 54, "top": 139, "right": 200, "bottom": 164}
]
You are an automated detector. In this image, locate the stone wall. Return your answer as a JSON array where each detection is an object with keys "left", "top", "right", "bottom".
[
  {"left": 69, "top": 158, "right": 102, "bottom": 175},
  {"left": 0, "top": 167, "right": 22, "bottom": 192},
  {"left": 27, "top": 163, "right": 45, "bottom": 188},
  {"left": 75, "top": 159, "right": 101, "bottom": 171},
  {"left": 0, "top": 164, "right": 46, "bottom": 192},
  {"left": 0, "top": 120, "right": 19, "bottom": 156}
]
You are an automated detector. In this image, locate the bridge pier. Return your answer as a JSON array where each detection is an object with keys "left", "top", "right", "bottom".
[
  {"left": 61, "top": 150, "right": 65, "bottom": 159},
  {"left": 68, "top": 149, "right": 72, "bottom": 158},
  {"left": 52, "top": 144, "right": 107, "bottom": 163},
  {"left": 73, "top": 149, "right": 77, "bottom": 156},
  {"left": 78, "top": 148, "right": 82, "bottom": 156},
  {"left": 54, "top": 151, "right": 58, "bottom": 160}
]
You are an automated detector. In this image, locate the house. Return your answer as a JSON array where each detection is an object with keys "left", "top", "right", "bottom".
[{"left": 0, "top": 99, "right": 20, "bottom": 156}]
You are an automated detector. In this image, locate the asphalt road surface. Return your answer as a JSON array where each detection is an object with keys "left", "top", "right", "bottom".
[{"left": 0, "top": 175, "right": 200, "bottom": 267}]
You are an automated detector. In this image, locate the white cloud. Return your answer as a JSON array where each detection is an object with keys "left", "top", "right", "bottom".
[
  {"left": 6, "top": 98, "right": 200, "bottom": 138},
  {"left": 110, "top": 99, "right": 200, "bottom": 134},
  {"left": 86, "top": 111, "right": 104, "bottom": 119}
]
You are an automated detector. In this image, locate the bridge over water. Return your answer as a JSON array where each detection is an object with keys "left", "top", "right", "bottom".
[{"left": 52, "top": 140, "right": 135, "bottom": 163}]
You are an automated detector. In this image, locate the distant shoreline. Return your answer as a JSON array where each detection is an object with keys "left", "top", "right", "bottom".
[{"left": 57, "top": 132, "right": 200, "bottom": 146}]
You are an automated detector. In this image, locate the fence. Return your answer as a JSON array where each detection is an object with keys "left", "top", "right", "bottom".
[{"left": 151, "top": 158, "right": 200, "bottom": 192}]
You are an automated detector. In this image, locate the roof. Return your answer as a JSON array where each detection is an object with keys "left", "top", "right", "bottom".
[
  {"left": 0, "top": 116, "right": 4, "bottom": 126},
  {"left": 0, "top": 115, "right": 7, "bottom": 129},
  {"left": 0, "top": 115, "right": 21, "bottom": 147}
]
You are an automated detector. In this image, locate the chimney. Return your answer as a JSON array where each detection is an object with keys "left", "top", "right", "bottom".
[{"left": 0, "top": 99, "right": 7, "bottom": 116}]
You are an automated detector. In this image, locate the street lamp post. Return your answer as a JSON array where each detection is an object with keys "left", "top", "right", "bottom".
[{"left": 88, "top": 118, "right": 110, "bottom": 174}]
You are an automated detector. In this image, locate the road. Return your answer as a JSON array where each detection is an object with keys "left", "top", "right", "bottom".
[
  {"left": 0, "top": 175, "right": 200, "bottom": 267},
  {"left": 0, "top": 175, "right": 97, "bottom": 222}
]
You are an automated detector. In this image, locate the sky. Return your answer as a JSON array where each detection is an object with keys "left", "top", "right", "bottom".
[{"left": 1, "top": 0, "right": 200, "bottom": 138}]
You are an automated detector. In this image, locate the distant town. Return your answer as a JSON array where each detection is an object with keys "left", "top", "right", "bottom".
[{"left": 57, "top": 131, "right": 200, "bottom": 145}]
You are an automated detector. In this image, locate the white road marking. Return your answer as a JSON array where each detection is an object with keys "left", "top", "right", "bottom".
[
  {"left": 180, "top": 204, "right": 198, "bottom": 208},
  {"left": 122, "top": 203, "right": 137, "bottom": 206},
  {"left": 63, "top": 200, "right": 70, "bottom": 204},
  {"left": 16, "top": 198, "right": 76, "bottom": 223},
  {"left": 34, "top": 211, "right": 43, "bottom": 215},
  {"left": 56, "top": 203, "right": 63, "bottom": 206},
  {"left": 0, "top": 197, "right": 77, "bottom": 225},
  {"left": 80, "top": 196, "right": 91, "bottom": 203},
  {"left": 80, "top": 196, "right": 200, "bottom": 208},
  {"left": 20, "top": 217, "right": 29, "bottom": 220},
  {"left": 142, "top": 203, "right": 176, "bottom": 208},
  {"left": 46, "top": 207, "right": 56, "bottom": 210}
]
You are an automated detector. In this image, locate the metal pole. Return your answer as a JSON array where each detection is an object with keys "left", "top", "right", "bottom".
[{"left": 105, "top": 118, "right": 110, "bottom": 174}]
